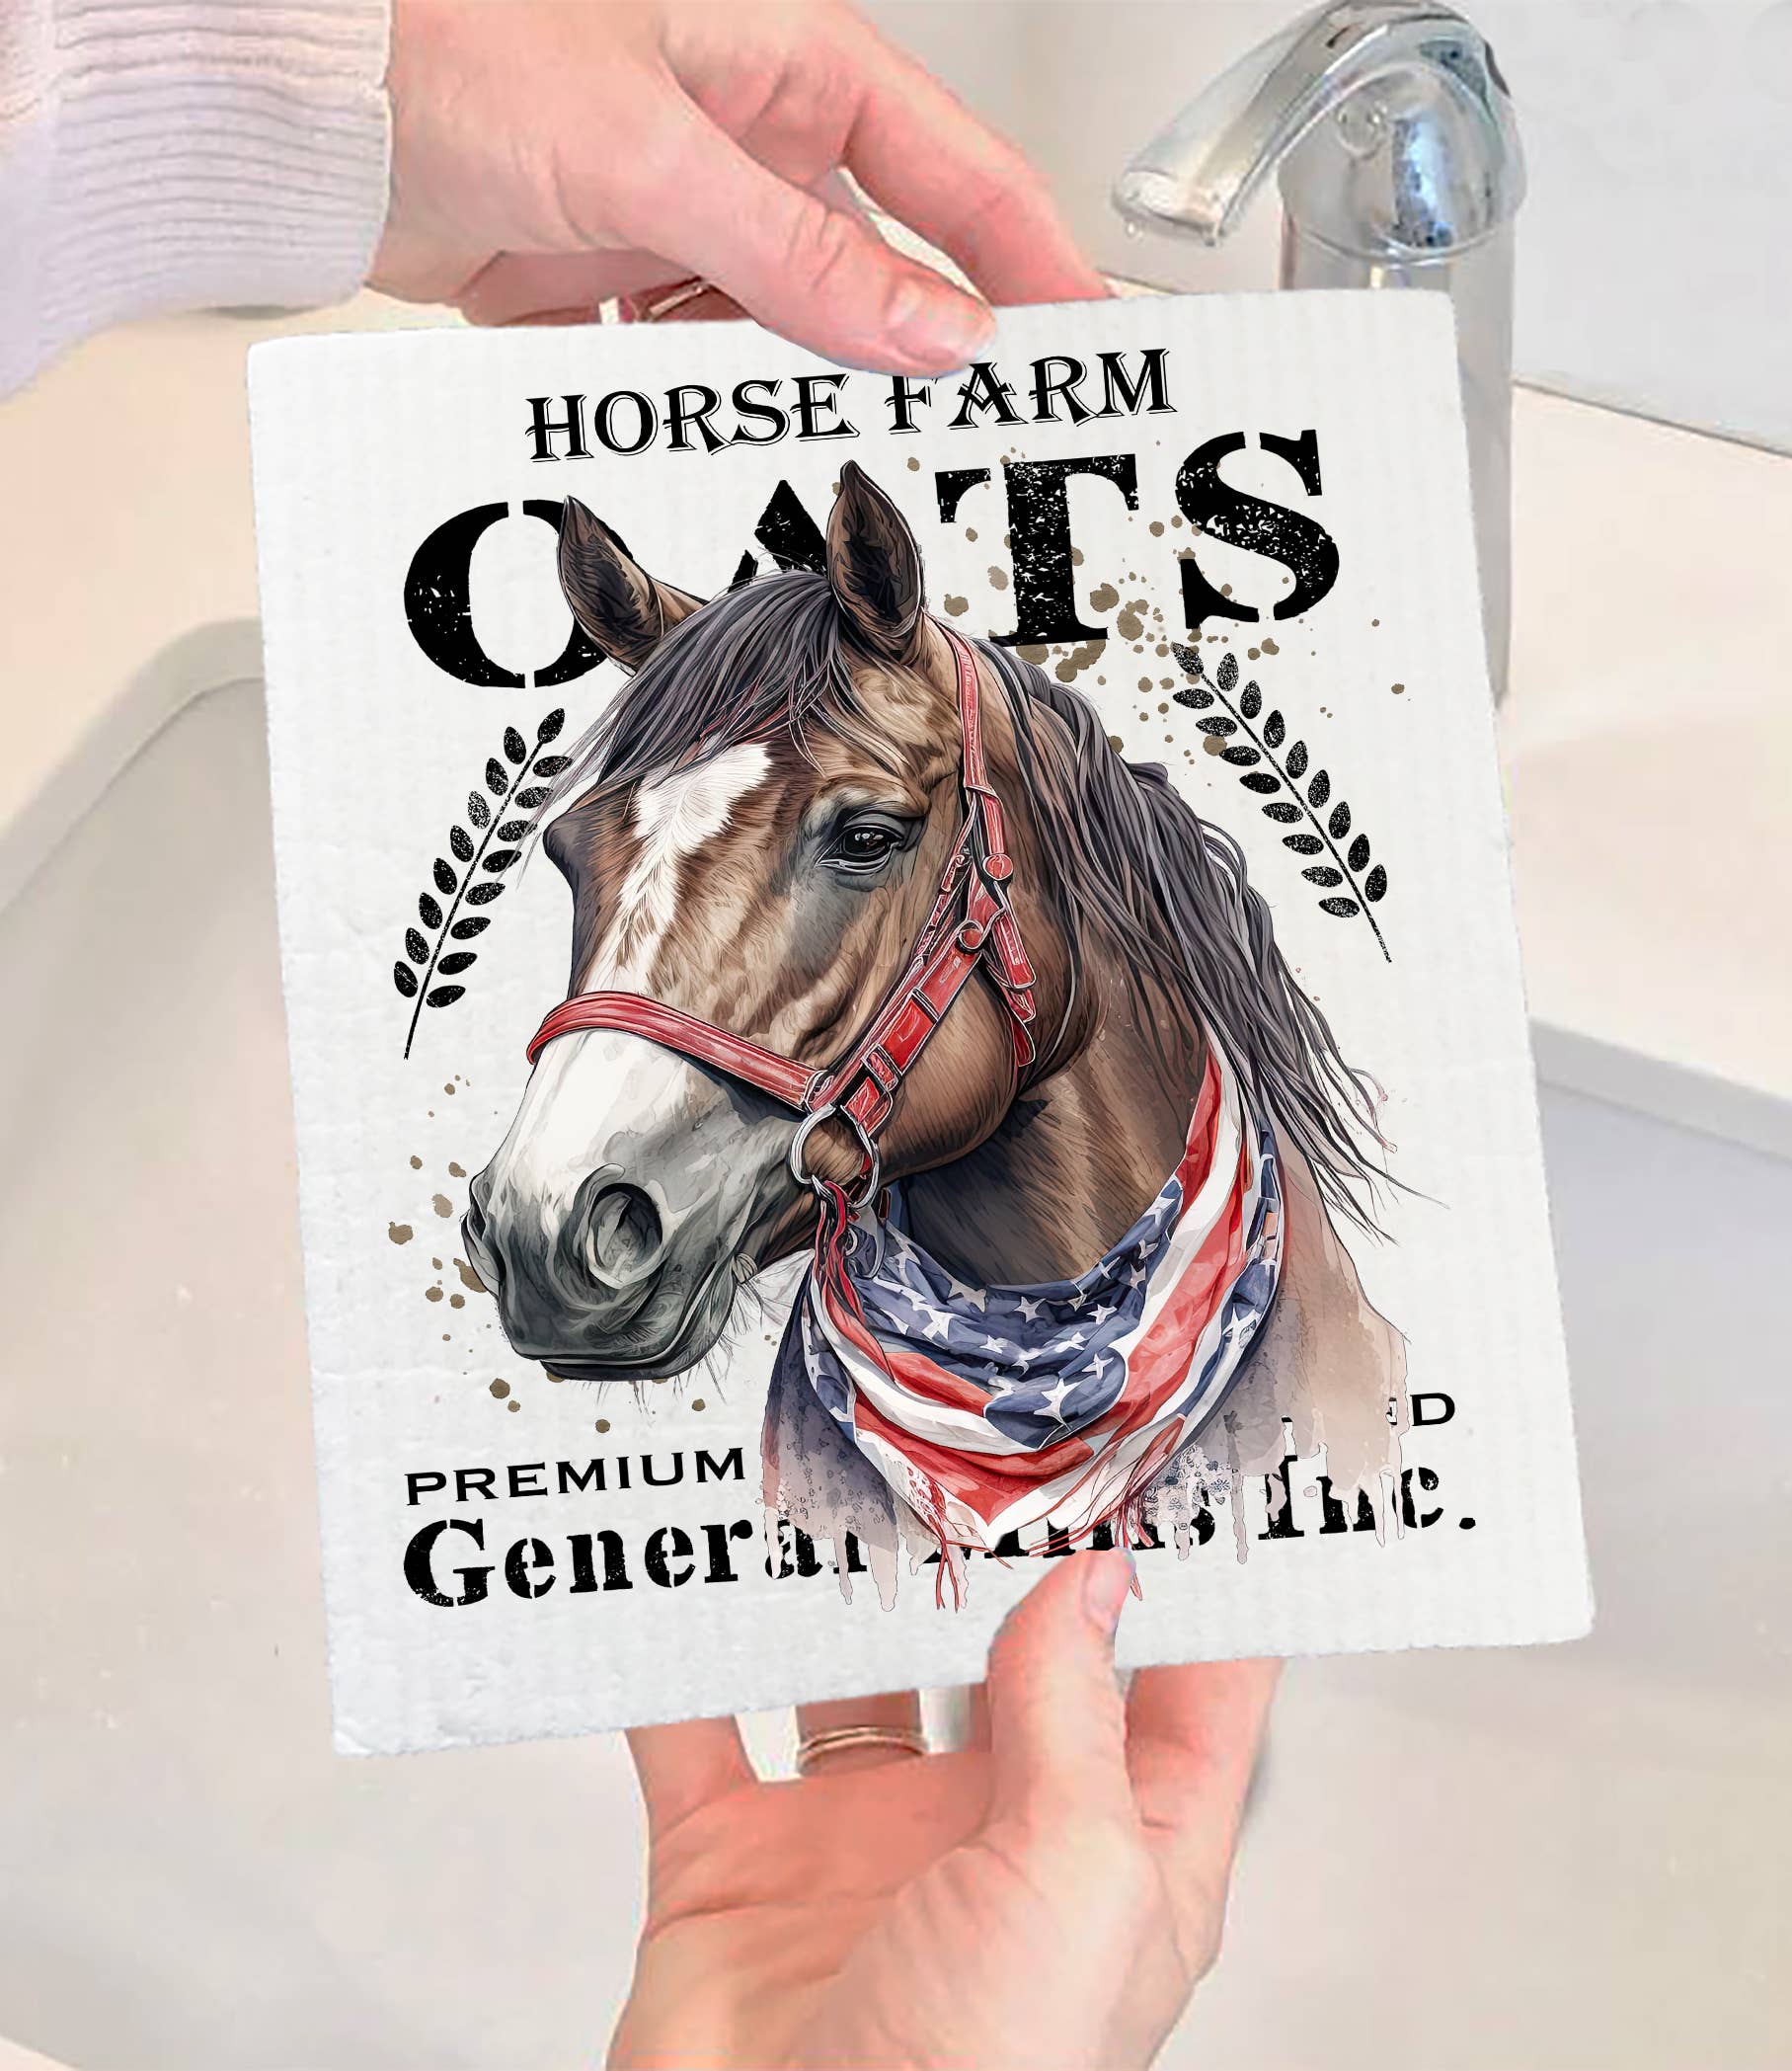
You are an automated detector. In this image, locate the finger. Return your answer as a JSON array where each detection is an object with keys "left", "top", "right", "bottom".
[
  {"left": 607, "top": 165, "right": 867, "bottom": 330},
  {"left": 1126, "top": 1658, "right": 1281, "bottom": 1874},
  {"left": 456, "top": 249, "right": 677, "bottom": 327},
  {"left": 984, "top": 1550, "right": 1137, "bottom": 1834},
  {"left": 459, "top": 166, "right": 872, "bottom": 329},
  {"left": 625, "top": 1715, "right": 754, "bottom": 1836},
  {"left": 795, "top": 1689, "right": 925, "bottom": 1775},
  {"left": 619, "top": 281, "right": 747, "bottom": 325},
  {"left": 603, "top": 89, "right": 994, "bottom": 372},
  {"left": 834, "top": 22, "right": 1108, "bottom": 308},
  {"left": 967, "top": 1678, "right": 991, "bottom": 1752}
]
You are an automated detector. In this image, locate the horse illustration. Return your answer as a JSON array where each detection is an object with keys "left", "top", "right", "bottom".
[{"left": 464, "top": 462, "right": 1406, "bottom": 1595}]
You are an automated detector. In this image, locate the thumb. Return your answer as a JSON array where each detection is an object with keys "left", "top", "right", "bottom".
[{"left": 984, "top": 1549, "right": 1138, "bottom": 1838}]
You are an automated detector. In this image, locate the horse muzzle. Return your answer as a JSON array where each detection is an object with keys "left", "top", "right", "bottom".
[
  {"left": 465, "top": 1130, "right": 781, "bottom": 1381},
  {"left": 464, "top": 1165, "right": 699, "bottom": 1369}
]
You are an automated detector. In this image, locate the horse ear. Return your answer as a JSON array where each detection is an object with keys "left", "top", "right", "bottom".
[
  {"left": 558, "top": 498, "right": 702, "bottom": 671},
  {"left": 825, "top": 460, "right": 924, "bottom": 659}
]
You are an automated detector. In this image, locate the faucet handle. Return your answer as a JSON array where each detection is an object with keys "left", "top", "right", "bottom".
[{"left": 1114, "top": 2, "right": 1523, "bottom": 259}]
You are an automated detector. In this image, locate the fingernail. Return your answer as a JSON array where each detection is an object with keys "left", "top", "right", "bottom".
[
  {"left": 886, "top": 282, "right": 994, "bottom": 371},
  {"left": 1083, "top": 1547, "right": 1136, "bottom": 1635}
]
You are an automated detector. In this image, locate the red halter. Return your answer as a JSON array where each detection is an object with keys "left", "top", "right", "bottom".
[{"left": 524, "top": 624, "right": 1038, "bottom": 1204}]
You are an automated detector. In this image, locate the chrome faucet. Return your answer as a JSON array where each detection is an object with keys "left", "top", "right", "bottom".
[{"left": 1115, "top": 2, "right": 1523, "bottom": 698}]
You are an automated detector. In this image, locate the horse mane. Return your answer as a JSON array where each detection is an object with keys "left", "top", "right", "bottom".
[
  {"left": 549, "top": 570, "right": 869, "bottom": 808},
  {"left": 979, "top": 643, "right": 1390, "bottom": 1233},
  {"left": 548, "top": 570, "right": 1388, "bottom": 1230}
]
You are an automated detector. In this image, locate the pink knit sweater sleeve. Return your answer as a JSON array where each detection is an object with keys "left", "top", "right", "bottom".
[{"left": 0, "top": 0, "right": 391, "bottom": 395}]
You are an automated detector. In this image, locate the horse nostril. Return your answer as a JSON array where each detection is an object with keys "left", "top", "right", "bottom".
[
  {"left": 462, "top": 1182, "right": 503, "bottom": 1294},
  {"left": 583, "top": 1184, "right": 664, "bottom": 1290}
]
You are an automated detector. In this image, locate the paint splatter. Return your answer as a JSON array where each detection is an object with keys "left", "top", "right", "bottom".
[
  {"left": 431, "top": 1193, "right": 452, "bottom": 1218},
  {"left": 388, "top": 1222, "right": 413, "bottom": 1245},
  {"left": 454, "top": 1257, "right": 487, "bottom": 1294},
  {"left": 987, "top": 566, "right": 1009, "bottom": 591},
  {"left": 1392, "top": 681, "right": 1406, "bottom": 695},
  {"left": 490, "top": 1379, "right": 509, "bottom": 1399},
  {"left": 1089, "top": 582, "right": 1119, "bottom": 612},
  {"left": 1053, "top": 640, "right": 1104, "bottom": 684},
  {"left": 943, "top": 595, "right": 969, "bottom": 616},
  {"left": 409, "top": 1155, "right": 423, "bottom": 1170},
  {"left": 426, "top": 1285, "right": 443, "bottom": 1303},
  {"left": 448, "top": 1161, "right": 465, "bottom": 1178}
]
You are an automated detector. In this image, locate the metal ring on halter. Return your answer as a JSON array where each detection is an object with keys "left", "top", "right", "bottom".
[{"left": 789, "top": 1104, "right": 882, "bottom": 1208}]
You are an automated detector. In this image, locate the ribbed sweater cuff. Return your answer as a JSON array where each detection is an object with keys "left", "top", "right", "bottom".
[{"left": 2, "top": 2, "right": 391, "bottom": 393}]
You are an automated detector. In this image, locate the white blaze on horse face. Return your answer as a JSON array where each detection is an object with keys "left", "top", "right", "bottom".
[
  {"left": 589, "top": 743, "right": 772, "bottom": 990},
  {"left": 487, "top": 743, "right": 773, "bottom": 1236},
  {"left": 486, "top": 1025, "right": 703, "bottom": 1232}
]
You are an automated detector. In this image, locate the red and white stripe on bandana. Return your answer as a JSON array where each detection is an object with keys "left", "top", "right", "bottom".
[{"left": 774, "top": 1047, "right": 1285, "bottom": 1566}]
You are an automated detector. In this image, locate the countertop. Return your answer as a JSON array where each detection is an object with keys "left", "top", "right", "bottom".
[{"left": 1501, "top": 390, "right": 1792, "bottom": 1155}]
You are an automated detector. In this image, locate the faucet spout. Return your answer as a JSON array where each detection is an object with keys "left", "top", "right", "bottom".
[{"left": 1116, "top": 3, "right": 1524, "bottom": 698}]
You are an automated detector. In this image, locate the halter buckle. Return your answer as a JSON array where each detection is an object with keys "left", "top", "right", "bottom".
[{"left": 789, "top": 1103, "right": 882, "bottom": 1210}]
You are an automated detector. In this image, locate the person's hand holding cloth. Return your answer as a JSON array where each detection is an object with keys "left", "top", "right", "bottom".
[{"left": 375, "top": 0, "right": 1108, "bottom": 366}]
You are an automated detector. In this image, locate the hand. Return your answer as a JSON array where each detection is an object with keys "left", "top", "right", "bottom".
[
  {"left": 375, "top": 0, "right": 1108, "bottom": 371},
  {"left": 611, "top": 1553, "right": 1278, "bottom": 2069}
]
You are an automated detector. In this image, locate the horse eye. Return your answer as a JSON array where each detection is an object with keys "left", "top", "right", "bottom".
[{"left": 823, "top": 819, "right": 907, "bottom": 875}]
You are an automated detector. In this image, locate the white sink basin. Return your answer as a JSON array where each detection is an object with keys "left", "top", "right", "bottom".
[{"left": 1, "top": 677, "right": 1786, "bottom": 2068}]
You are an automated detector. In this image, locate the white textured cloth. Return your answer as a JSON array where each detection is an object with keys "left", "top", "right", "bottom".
[{"left": 0, "top": 0, "right": 391, "bottom": 395}]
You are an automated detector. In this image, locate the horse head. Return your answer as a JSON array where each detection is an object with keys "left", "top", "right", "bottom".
[{"left": 464, "top": 464, "right": 1065, "bottom": 1382}]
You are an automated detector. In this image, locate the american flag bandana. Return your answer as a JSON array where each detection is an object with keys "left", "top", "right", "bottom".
[{"left": 773, "top": 1047, "right": 1285, "bottom": 1561}]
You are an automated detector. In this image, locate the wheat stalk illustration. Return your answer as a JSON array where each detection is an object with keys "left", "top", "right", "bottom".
[
  {"left": 396, "top": 708, "right": 570, "bottom": 1057},
  {"left": 1172, "top": 645, "right": 1390, "bottom": 963}
]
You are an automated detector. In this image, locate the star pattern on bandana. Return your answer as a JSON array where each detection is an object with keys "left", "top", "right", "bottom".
[{"left": 777, "top": 1068, "right": 1286, "bottom": 1538}]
